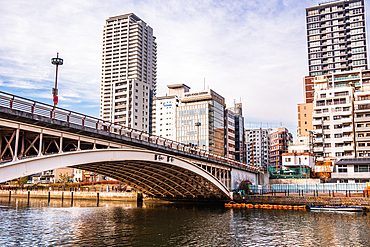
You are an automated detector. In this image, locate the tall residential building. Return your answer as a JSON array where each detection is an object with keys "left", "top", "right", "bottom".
[
  {"left": 312, "top": 70, "right": 370, "bottom": 160},
  {"left": 306, "top": 0, "right": 367, "bottom": 76},
  {"left": 100, "top": 13, "right": 157, "bottom": 132},
  {"left": 269, "top": 127, "right": 293, "bottom": 168},
  {"left": 246, "top": 128, "right": 271, "bottom": 169},
  {"left": 176, "top": 89, "right": 225, "bottom": 156}
]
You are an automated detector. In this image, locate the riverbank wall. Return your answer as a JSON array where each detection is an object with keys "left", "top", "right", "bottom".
[
  {"left": 235, "top": 195, "right": 370, "bottom": 207},
  {"left": 0, "top": 190, "right": 140, "bottom": 201}
]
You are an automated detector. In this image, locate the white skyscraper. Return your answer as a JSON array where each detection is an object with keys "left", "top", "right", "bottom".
[{"left": 100, "top": 13, "right": 157, "bottom": 132}]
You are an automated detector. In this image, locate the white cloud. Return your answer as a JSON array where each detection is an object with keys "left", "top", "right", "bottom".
[{"left": 0, "top": 0, "right": 361, "bottom": 138}]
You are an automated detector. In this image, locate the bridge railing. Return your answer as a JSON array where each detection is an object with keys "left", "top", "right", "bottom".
[{"left": 0, "top": 91, "right": 258, "bottom": 172}]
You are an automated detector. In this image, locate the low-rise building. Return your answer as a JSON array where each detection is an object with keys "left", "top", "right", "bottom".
[
  {"left": 282, "top": 152, "right": 315, "bottom": 169},
  {"left": 332, "top": 158, "right": 370, "bottom": 183}
]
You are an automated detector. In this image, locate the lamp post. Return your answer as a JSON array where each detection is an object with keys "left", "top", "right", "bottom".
[
  {"left": 51, "top": 53, "right": 63, "bottom": 110},
  {"left": 195, "top": 122, "right": 201, "bottom": 148}
]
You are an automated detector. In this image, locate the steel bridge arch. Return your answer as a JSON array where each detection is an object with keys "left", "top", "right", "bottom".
[{"left": 0, "top": 149, "right": 232, "bottom": 199}]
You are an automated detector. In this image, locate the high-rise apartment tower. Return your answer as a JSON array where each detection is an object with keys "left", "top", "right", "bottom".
[
  {"left": 306, "top": 0, "right": 367, "bottom": 76},
  {"left": 100, "top": 13, "right": 157, "bottom": 132}
]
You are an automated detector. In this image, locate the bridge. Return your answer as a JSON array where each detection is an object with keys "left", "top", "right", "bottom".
[{"left": 0, "top": 91, "right": 259, "bottom": 200}]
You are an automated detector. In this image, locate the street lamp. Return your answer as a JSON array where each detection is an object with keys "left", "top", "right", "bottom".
[
  {"left": 195, "top": 121, "right": 201, "bottom": 148},
  {"left": 51, "top": 53, "right": 63, "bottom": 110}
]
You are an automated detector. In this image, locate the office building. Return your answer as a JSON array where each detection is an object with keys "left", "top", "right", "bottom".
[
  {"left": 176, "top": 89, "right": 225, "bottom": 156},
  {"left": 152, "top": 84, "right": 190, "bottom": 139},
  {"left": 100, "top": 13, "right": 157, "bottom": 132},
  {"left": 246, "top": 128, "right": 271, "bottom": 169},
  {"left": 224, "top": 108, "right": 235, "bottom": 159},
  {"left": 232, "top": 103, "right": 245, "bottom": 162},
  {"left": 306, "top": 0, "right": 367, "bottom": 76}
]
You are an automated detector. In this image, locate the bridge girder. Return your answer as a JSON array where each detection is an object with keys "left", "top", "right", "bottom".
[{"left": 0, "top": 149, "right": 232, "bottom": 200}]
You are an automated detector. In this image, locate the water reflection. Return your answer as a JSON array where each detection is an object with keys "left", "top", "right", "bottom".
[{"left": 1, "top": 197, "right": 370, "bottom": 246}]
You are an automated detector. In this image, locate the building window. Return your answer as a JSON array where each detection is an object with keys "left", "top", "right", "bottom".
[
  {"left": 337, "top": 165, "right": 347, "bottom": 173},
  {"left": 354, "top": 165, "right": 370, "bottom": 172}
]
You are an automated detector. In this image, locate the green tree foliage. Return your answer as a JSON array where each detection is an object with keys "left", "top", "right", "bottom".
[{"left": 18, "top": 176, "right": 28, "bottom": 188}]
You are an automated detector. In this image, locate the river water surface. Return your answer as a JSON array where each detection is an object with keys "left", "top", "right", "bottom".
[{"left": 1, "top": 197, "right": 370, "bottom": 246}]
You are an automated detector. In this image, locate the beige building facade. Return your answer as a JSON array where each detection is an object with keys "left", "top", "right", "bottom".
[
  {"left": 100, "top": 13, "right": 157, "bottom": 132},
  {"left": 298, "top": 103, "right": 313, "bottom": 137}
]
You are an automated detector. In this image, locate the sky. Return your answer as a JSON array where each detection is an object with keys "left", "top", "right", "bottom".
[{"left": 1, "top": 0, "right": 369, "bottom": 139}]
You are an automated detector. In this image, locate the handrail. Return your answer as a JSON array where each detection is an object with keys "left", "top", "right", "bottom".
[{"left": 0, "top": 90, "right": 258, "bottom": 172}]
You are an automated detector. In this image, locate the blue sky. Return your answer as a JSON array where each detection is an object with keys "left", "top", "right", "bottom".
[{"left": 1, "top": 0, "right": 369, "bottom": 138}]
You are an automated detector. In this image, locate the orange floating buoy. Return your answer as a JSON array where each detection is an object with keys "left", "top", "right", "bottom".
[
  {"left": 241, "top": 203, "right": 246, "bottom": 208},
  {"left": 273, "top": 205, "right": 279, "bottom": 209},
  {"left": 246, "top": 204, "right": 254, "bottom": 208},
  {"left": 287, "top": 205, "right": 293, "bottom": 210}
]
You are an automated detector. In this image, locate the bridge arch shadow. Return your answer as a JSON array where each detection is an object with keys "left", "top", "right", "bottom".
[{"left": 0, "top": 149, "right": 231, "bottom": 200}]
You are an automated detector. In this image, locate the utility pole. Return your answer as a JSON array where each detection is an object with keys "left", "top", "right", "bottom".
[{"left": 51, "top": 53, "right": 63, "bottom": 111}]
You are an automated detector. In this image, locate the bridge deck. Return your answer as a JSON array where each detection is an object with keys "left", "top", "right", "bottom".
[{"left": 0, "top": 106, "right": 257, "bottom": 174}]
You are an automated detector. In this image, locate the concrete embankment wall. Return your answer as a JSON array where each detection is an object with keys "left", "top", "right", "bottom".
[
  {"left": 236, "top": 195, "right": 370, "bottom": 207},
  {"left": 0, "top": 190, "right": 139, "bottom": 201}
]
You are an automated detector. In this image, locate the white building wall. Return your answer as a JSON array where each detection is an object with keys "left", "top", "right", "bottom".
[
  {"left": 153, "top": 96, "right": 178, "bottom": 140},
  {"left": 282, "top": 154, "right": 315, "bottom": 169},
  {"left": 245, "top": 128, "right": 271, "bottom": 169}
]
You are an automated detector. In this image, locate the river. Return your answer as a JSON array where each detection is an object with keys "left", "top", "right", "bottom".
[{"left": 0, "top": 197, "right": 370, "bottom": 246}]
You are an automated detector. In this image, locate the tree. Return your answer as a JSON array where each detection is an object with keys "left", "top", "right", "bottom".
[
  {"left": 18, "top": 176, "right": 28, "bottom": 188},
  {"left": 59, "top": 172, "right": 71, "bottom": 190}
]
